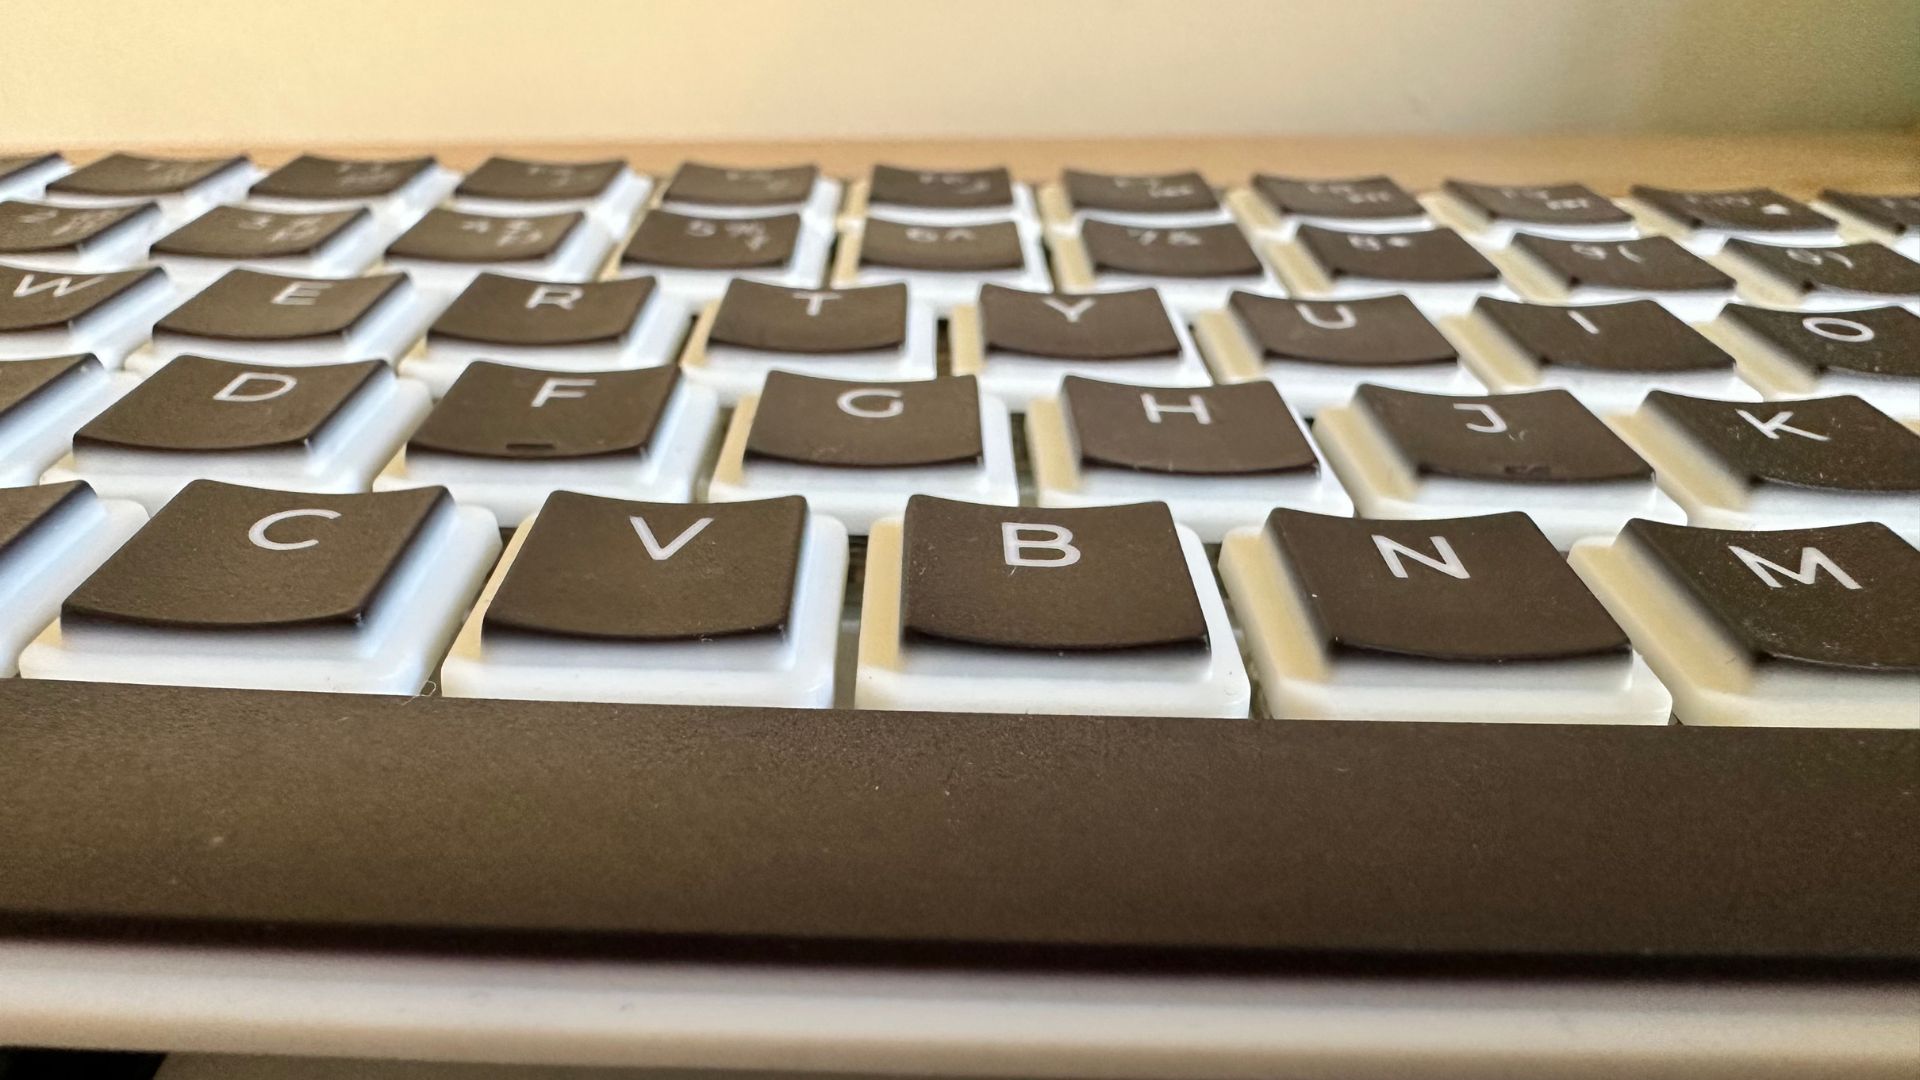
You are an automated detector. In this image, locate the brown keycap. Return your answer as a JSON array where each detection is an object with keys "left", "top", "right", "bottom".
[
  {"left": 746, "top": 371, "right": 982, "bottom": 468},
  {"left": 409, "top": 363, "right": 679, "bottom": 461},
  {"left": 1354, "top": 385, "right": 1651, "bottom": 483},
  {"left": 430, "top": 274, "right": 656, "bottom": 347},
  {"left": 859, "top": 218, "right": 1024, "bottom": 272},
  {"left": 1081, "top": 220, "right": 1261, "bottom": 278},
  {"left": 1720, "top": 304, "right": 1920, "bottom": 379},
  {"left": 1725, "top": 240, "right": 1920, "bottom": 298},
  {"left": 0, "top": 480, "right": 89, "bottom": 558},
  {"left": 1252, "top": 175, "right": 1422, "bottom": 220},
  {"left": 456, "top": 157, "right": 623, "bottom": 201},
  {"left": 1820, "top": 190, "right": 1920, "bottom": 235},
  {"left": 1062, "top": 377, "right": 1316, "bottom": 476},
  {"left": 484, "top": 492, "right": 806, "bottom": 642},
  {"left": 48, "top": 153, "right": 246, "bottom": 198},
  {"left": 622, "top": 210, "right": 800, "bottom": 270},
  {"left": 75, "top": 355, "right": 382, "bottom": 453},
  {"left": 63, "top": 481, "right": 447, "bottom": 630},
  {"left": 1267, "top": 509, "right": 1629, "bottom": 662},
  {"left": 387, "top": 209, "right": 581, "bottom": 263},
  {"left": 0, "top": 265, "right": 162, "bottom": 333},
  {"left": 870, "top": 165, "right": 1014, "bottom": 210},
  {"left": 708, "top": 280, "right": 906, "bottom": 354},
  {"left": 1063, "top": 170, "right": 1218, "bottom": 214},
  {"left": 1644, "top": 392, "right": 1920, "bottom": 493},
  {"left": 1443, "top": 180, "right": 1630, "bottom": 226},
  {"left": 1630, "top": 186, "right": 1833, "bottom": 233},
  {"left": 1297, "top": 225, "right": 1498, "bottom": 283},
  {"left": 979, "top": 284, "right": 1180, "bottom": 360},
  {"left": 1514, "top": 234, "right": 1733, "bottom": 293},
  {"left": 663, "top": 162, "right": 819, "bottom": 207},
  {"left": 0, "top": 354, "right": 97, "bottom": 417},
  {"left": 0, "top": 201, "right": 156, "bottom": 255},
  {"left": 152, "top": 206, "right": 366, "bottom": 260},
  {"left": 1477, "top": 298, "right": 1732, "bottom": 373},
  {"left": 1624, "top": 520, "right": 1920, "bottom": 671},
  {"left": 157, "top": 269, "right": 406, "bottom": 342},
  {"left": 1229, "top": 291, "right": 1457, "bottom": 366},
  {"left": 250, "top": 155, "right": 435, "bottom": 200},
  {"left": 900, "top": 496, "right": 1207, "bottom": 652}
]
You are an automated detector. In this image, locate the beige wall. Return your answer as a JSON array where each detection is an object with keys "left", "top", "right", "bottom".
[{"left": 3, "top": 0, "right": 1916, "bottom": 151}]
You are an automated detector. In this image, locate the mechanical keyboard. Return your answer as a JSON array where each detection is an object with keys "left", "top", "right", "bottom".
[{"left": 0, "top": 147, "right": 1917, "bottom": 1078}]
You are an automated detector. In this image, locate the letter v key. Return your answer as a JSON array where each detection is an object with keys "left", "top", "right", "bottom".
[
  {"left": 630, "top": 515, "right": 713, "bottom": 560},
  {"left": 1043, "top": 297, "right": 1095, "bottom": 323}
]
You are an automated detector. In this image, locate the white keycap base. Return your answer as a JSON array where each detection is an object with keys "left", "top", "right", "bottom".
[
  {"left": 442, "top": 513, "right": 847, "bottom": 708},
  {"left": 856, "top": 517, "right": 1250, "bottom": 718},
  {"left": 133, "top": 277, "right": 434, "bottom": 373},
  {"left": 0, "top": 359, "right": 122, "bottom": 486},
  {"left": 450, "top": 170, "right": 653, "bottom": 235},
  {"left": 400, "top": 292, "right": 694, "bottom": 398},
  {"left": 1570, "top": 534, "right": 1917, "bottom": 728},
  {"left": 1621, "top": 198, "right": 1843, "bottom": 257},
  {"left": 153, "top": 215, "right": 391, "bottom": 293},
  {"left": 42, "top": 162, "right": 261, "bottom": 229},
  {"left": 1044, "top": 230, "right": 1282, "bottom": 316},
  {"left": 657, "top": 176, "right": 844, "bottom": 226},
  {"left": 0, "top": 156, "right": 70, "bottom": 201},
  {"left": 1227, "top": 187, "right": 1433, "bottom": 240},
  {"left": 0, "top": 270, "right": 176, "bottom": 370},
  {"left": 707, "top": 395, "right": 1018, "bottom": 535},
  {"left": 1448, "top": 310, "right": 1759, "bottom": 415},
  {"left": 1039, "top": 182, "right": 1235, "bottom": 233},
  {"left": 1816, "top": 200, "right": 1920, "bottom": 260},
  {"left": 375, "top": 383, "right": 721, "bottom": 526},
  {"left": 243, "top": 165, "right": 460, "bottom": 229},
  {"left": 21, "top": 501, "right": 500, "bottom": 695},
  {"left": 0, "top": 491, "right": 146, "bottom": 676},
  {"left": 1087, "top": 270, "right": 1279, "bottom": 318},
  {"left": 1312, "top": 402, "right": 1686, "bottom": 549},
  {"left": 679, "top": 299, "right": 940, "bottom": 404},
  {"left": 1422, "top": 191, "right": 1642, "bottom": 245},
  {"left": 48, "top": 373, "right": 432, "bottom": 511},
  {"left": 1220, "top": 527, "right": 1671, "bottom": 724},
  {"left": 382, "top": 221, "right": 617, "bottom": 306},
  {"left": 1493, "top": 245, "right": 1735, "bottom": 322},
  {"left": 1716, "top": 245, "right": 1920, "bottom": 313},
  {"left": 1616, "top": 407, "right": 1920, "bottom": 545},
  {"left": 0, "top": 213, "right": 161, "bottom": 275},
  {"left": 847, "top": 180, "right": 1039, "bottom": 229},
  {"left": 954, "top": 295, "right": 1212, "bottom": 411},
  {"left": 1267, "top": 238, "right": 1518, "bottom": 319},
  {"left": 1192, "top": 306, "right": 1485, "bottom": 417},
  {"left": 1024, "top": 396, "right": 1352, "bottom": 542},
  {"left": 1702, "top": 314, "right": 1920, "bottom": 420},
  {"left": 835, "top": 223, "right": 1054, "bottom": 313},
  {"left": 616, "top": 222, "right": 834, "bottom": 306}
]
